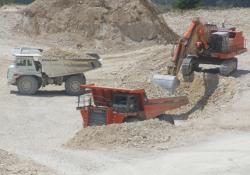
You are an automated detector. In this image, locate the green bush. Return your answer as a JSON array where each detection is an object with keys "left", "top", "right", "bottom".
[
  {"left": 0, "top": 0, "right": 34, "bottom": 6},
  {"left": 173, "top": 0, "right": 203, "bottom": 9},
  {"left": 0, "top": 0, "right": 15, "bottom": 6}
]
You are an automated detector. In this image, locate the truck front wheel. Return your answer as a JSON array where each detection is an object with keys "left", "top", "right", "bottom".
[
  {"left": 65, "top": 75, "right": 85, "bottom": 96},
  {"left": 17, "top": 76, "right": 39, "bottom": 95}
]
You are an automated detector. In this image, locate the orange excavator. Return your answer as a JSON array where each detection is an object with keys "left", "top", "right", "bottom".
[{"left": 153, "top": 17, "right": 247, "bottom": 92}]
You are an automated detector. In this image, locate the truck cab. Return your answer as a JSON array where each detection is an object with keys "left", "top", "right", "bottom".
[{"left": 7, "top": 54, "right": 42, "bottom": 85}]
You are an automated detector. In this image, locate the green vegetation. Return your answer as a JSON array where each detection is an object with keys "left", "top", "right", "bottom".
[
  {"left": 204, "top": 0, "right": 250, "bottom": 7},
  {"left": 0, "top": 0, "right": 15, "bottom": 6},
  {"left": 173, "top": 0, "right": 203, "bottom": 9},
  {"left": 0, "top": 0, "right": 34, "bottom": 6},
  {"left": 152, "top": 0, "right": 250, "bottom": 9}
]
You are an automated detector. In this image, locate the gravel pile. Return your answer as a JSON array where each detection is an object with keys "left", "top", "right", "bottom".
[
  {"left": 18, "top": 0, "right": 178, "bottom": 44},
  {"left": 66, "top": 119, "right": 173, "bottom": 149}
]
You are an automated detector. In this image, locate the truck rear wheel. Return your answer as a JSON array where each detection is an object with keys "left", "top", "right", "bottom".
[
  {"left": 158, "top": 114, "right": 175, "bottom": 125},
  {"left": 65, "top": 75, "right": 85, "bottom": 96},
  {"left": 17, "top": 76, "right": 39, "bottom": 95},
  {"left": 124, "top": 117, "right": 141, "bottom": 123}
]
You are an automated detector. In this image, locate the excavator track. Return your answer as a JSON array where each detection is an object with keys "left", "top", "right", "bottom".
[
  {"left": 220, "top": 58, "right": 238, "bottom": 76},
  {"left": 181, "top": 57, "right": 195, "bottom": 82}
]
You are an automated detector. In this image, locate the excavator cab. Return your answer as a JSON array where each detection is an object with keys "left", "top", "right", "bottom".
[{"left": 112, "top": 94, "right": 140, "bottom": 113}]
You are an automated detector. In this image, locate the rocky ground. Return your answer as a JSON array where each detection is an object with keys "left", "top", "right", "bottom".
[
  {"left": 0, "top": 149, "right": 54, "bottom": 175},
  {"left": 0, "top": 4, "right": 250, "bottom": 175}
]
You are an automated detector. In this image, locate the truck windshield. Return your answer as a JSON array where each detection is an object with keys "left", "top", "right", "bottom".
[
  {"left": 16, "top": 59, "right": 27, "bottom": 66},
  {"left": 16, "top": 57, "right": 33, "bottom": 66},
  {"left": 27, "top": 60, "right": 33, "bottom": 66}
]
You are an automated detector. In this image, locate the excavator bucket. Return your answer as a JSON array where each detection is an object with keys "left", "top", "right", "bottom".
[{"left": 152, "top": 74, "right": 180, "bottom": 93}]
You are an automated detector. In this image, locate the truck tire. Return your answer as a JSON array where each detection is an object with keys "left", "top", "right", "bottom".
[
  {"left": 65, "top": 75, "right": 85, "bottom": 96},
  {"left": 124, "top": 117, "right": 141, "bottom": 123},
  {"left": 38, "top": 82, "right": 42, "bottom": 89},
  {"left": 17, "top": 76, "right": 39, "bottom": 95},
  {"left": 158, "top": 114, "right": 175, "bottom": 125}
]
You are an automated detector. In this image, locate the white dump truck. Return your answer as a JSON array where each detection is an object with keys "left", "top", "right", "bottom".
[{"left": 7, "top": 48, "right": 102, "bottom": 95}]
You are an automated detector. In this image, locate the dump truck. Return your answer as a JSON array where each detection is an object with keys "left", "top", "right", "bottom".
[
  {"left": 7, "top": 48, "right": 102, "bottom": 95},
  {"left": 153, "top": 17, "right": 247, "bottom": 92},
  {"left": 77, "top": 84, "right": 188, "bottom": 127}
]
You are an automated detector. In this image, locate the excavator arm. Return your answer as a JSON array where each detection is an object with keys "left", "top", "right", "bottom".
[
  {"left": 168, "top": 18, "right": 209, "bottom": 76},
  {"left": 153, "top": 18, "right": 209, "bottom": 93}
]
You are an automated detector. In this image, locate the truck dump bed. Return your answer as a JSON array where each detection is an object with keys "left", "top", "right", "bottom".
[{"left": 40, "top": 49, "right": 102, "bottom": 77}]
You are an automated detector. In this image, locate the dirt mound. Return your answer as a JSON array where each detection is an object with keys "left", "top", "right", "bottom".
[
  {"left": 19, "top": 0, "right": 178, "bottom": 43},
  {"left": 68, "top": 42, "right": 236, "bottom": 150},
  {"left": 169, "top": 73, "right": 236, "bottom": 118},
  {"left": 68, "top": 74, "right": 235, "bottom": 150},
  {"left": 66, "top": 119, "right": 173, "bottom": 149},
  {"left": 0, "top": 149, "right": 54, "bottom": 175}
]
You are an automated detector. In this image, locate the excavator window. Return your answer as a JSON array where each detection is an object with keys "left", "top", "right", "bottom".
[
  {"left": 112, "top": 94, "right": 139, "bottom": 113},
  {"left": 114, "top": 95, "right": 127, "bottom": 105}
]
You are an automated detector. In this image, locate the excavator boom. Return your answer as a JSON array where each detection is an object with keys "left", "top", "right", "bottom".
[
  {"left": 170, "top": 18, "right": 209, "bottom": 75},
  {"left": 154, "top": 18, "right": 208, "bottom": 92}
]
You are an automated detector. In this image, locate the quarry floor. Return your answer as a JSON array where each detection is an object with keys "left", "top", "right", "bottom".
[{"left": 0, "top": 6, "right": 250, "bottom": 175}]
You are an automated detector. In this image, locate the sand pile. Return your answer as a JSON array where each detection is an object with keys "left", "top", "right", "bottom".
[
  {"left": 67, "top": 76, "right": 234, "bottom": 150},
  {"left": 19, "top": 0, "right": 178, "bottom": 43},
  {"left": 66, "top": 117, "right": 222, "bottom": 150},
  {"left": 68, "top": 67, "right": 235, "bottom": 150},
  {"left": 67, "top": 76, "right": 235, "bottom": 150},
  {"left": 66, "top": 119, "right": 173, "bottom": 149},
  {"left": 68, "top": 42, "right": 236, "bottom": 150},
  {"left": 168, "top": 73, "right": 236, "bottom": 118},
  {"left": 42, "top": 47, "right": 100, "bottom": 60},
  {"left": 43, "top": 48, "right": 82, "bottom": 59},
  {"left": 0, "top": 149, "right": 54, "bottom": 175}
]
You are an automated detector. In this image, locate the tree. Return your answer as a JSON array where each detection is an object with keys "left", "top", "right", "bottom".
[
  {"left": 0, "top": 0, "right": 15, "bottom": 6},
  {"left": 152, "top": 0, "right": 174, "bottom": 5},
  {"left": 15, "top": 0, "right": 34, "bottom": 4},
  {"left": 0, "top": 0, "right": 34, "bottom": 6},
  {"left": 173, "top": 0, "right": 203, "bottom": 9}
]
